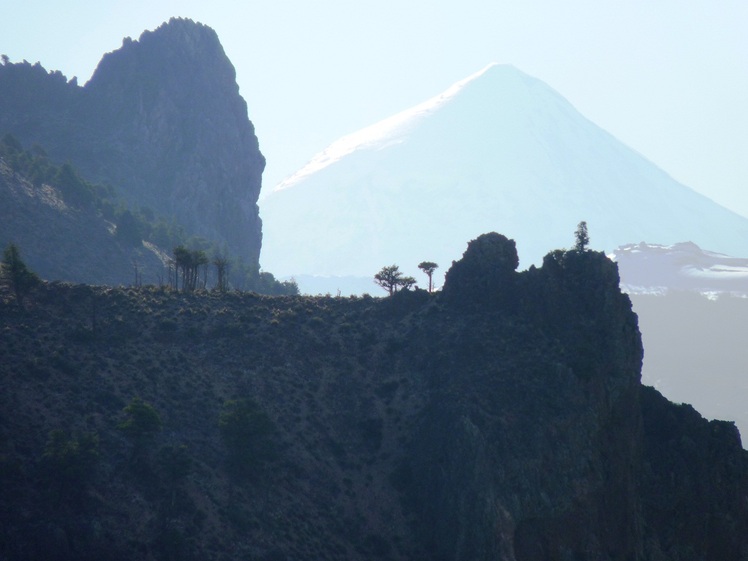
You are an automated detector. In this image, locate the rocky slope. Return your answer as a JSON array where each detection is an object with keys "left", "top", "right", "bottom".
[
  {"left": 0, "top": 18, "right": 264, "bottom": 267},
  {"left": 0, "top": 151, "right": 167, "bottom": 286},
  {"left": 1, "top": 234, "right": 746, "bottom": 561}
]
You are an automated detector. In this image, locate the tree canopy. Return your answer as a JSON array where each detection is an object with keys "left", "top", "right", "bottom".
[
  {"left": 574, "top": 221, "right": 589, "bottom": 252},
  {"left": 118, "top": 396, "right": 162, "bottom": 448},
  {"left": 173, "top": 246, "right": 209, "bottom": 291},
  {"left": 374, "top": 264, "right": 417, "bottom": 295},
  {"left": 418, "top": 261, "right": 439, "bottom": 293}
]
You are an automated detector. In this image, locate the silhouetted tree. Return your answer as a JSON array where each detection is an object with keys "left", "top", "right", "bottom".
[
  {"left": 1, "top": 243, "right": 39, "bottom": 303},
  {"left": 400, "top": 276, "right": 417, "bottom": 290},
  {"left": 374, "top": 265, "right": 399, "bottom": 295},
  {"left": 575, "top": 221, "right": 589, "bottom": 252},
  {"left": 173, "top": 246, "right": 189, "bottom": 290},
  {"left": 374, "top": 264, "right": 417, "bottom": 295},
  {"left": 173, "top": 246, "right": 208, "bottom": 291},
  {"left": 418, "top": 261, "right": 439, "bottom": 292},
  {"left": 213, "top": 254, "right": 230, "bottom": 292},
  {"left": 374, "top": 265, "right": 402, "bottom": 295}
]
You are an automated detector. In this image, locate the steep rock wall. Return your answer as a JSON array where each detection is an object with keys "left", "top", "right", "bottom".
[{"left": 0, "top": 18, "right": 264, "bottom": 266}]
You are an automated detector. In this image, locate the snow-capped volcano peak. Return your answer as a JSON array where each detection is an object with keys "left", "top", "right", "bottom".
[
  {"left": 260, "top": 65, "right": 748, "bottom": 281},
  {"left": 275, "top": 63, "right": 513, "bottom": 192}
]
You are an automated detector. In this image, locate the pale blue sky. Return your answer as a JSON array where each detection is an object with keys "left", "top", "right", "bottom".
[{"left": 2, "top": 1, "right": 747, "bottom": 217}]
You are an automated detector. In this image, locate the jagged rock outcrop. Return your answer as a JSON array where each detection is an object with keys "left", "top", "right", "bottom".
[
  {"left": 0, "top": 233, "right": 746, "bottom": 561},
  {"left": 408, "top": 235, "right": 646, "bottom": 560},
  {"left": 441, "top": 232, "right": 520, "bottom": 308},
  {"left": 404, "top": 234, "right": 747, "bottom": 560},
  {"left": 0, "top": 18, "right": 264, "bottom": 266}
]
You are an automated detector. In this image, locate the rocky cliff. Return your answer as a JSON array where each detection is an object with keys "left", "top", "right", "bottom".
[
  {"left": 0, "top": 18, "right": 264, "bottom": 267},
  {"left": 1, "top": 234, "right": 746, "bottom": 561}
]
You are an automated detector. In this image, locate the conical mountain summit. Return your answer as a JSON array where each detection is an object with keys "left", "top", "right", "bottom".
[{"left": 261, "top": 64, "right": 748, "bottom": 282}]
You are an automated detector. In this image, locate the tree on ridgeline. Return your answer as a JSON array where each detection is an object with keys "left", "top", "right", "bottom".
[
  {"left": 574, "top": 221, "right": 589, "bottom": 252},
  {"left": 400, "top": 276, "right": 417, "bottom": 291},
  {"left": 213, "top": 254, "right": 230, "bottom": 292},
  {"left": 173, "top": 246, "right": 209, "bottom": 291},
  {"left": 418, "top": 261, "right": 439, "bottom": 292},
  {"left": 374, "top": 264, "right": 417, "bottom": 295}
]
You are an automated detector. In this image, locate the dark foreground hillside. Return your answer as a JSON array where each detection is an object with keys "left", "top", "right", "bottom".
[{"left": 1, "top": 233, "right": 746, "bottom": 561}]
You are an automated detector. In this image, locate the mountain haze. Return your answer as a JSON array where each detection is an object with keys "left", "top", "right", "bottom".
[{"left": 261, "top": 64, "right": 748, "bottom": 281}]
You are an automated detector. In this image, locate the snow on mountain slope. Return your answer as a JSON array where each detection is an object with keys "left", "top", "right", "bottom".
[
  {"left": 260, "top": 64, "right": 748, "bottom": 281},
  {"left": 613, "top": 242, "right": 748, "bottom": 296}
]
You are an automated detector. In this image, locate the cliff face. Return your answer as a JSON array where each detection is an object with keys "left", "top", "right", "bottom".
[
  {"left": 0, "top": 18, "right": 264, "bottom": 266},
  {"left": 0, "top": 233, "right": 746, "bottom": 561},
  {"left": 408, "top": 236, "right": 645, "bottom": 560}
]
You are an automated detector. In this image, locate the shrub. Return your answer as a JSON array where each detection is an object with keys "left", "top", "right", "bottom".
[
  {"left": 219, "top": 398, "right": 277, "bottom": 478},
  {"left": 1, "top": 243, "right": 39, "bottom": 304},
  {"left": 39, "top": 430, "right": 99, "bottom": 505},
  {"left": 118, "top": 396, "right": 162, "bottom": 451}
]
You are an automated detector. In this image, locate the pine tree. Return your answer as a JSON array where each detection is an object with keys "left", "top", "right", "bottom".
[{"left": 574, "top": 221, "right": 589, "bottom": 252}]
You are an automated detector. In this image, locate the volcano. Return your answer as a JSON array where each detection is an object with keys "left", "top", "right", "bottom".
[{"left": 260, "top": 64, "right": 748, "bottom": 285}]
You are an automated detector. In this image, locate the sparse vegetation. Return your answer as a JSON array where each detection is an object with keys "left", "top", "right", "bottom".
[
  {"left": 0, "top": 234, "right": 745, "bottom": 561},
  {"left": 118, "top": 396, "right": 163, "bottom": 455},
  {"left": 39, "top": 429, "right": 100, "bottom": 505},
  {"left": 0, "top": 136, "right": 296, "bottom": 295},
  {"left": 219, "top": 398, "right": 278, "bottom": 479}
]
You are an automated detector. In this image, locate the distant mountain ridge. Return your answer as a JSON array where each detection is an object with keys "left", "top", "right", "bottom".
[
  {"left": 613, "top": 241, "right": 748, "bottom": 295},
  {"left": 261, "top": 63, "right": 748, "bottom": 279},
  {"left": 0, "top": 18, "right": 264, "bottom": 267}
]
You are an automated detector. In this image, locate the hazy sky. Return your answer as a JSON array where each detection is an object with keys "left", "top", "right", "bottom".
[{"left": 3, "top": 1, "right": 747, "bottom": 217}]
